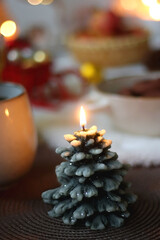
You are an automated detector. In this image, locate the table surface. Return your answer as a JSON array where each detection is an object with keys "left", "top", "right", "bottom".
[{"left": 0, "top": 144, "right": 160, "bottom": 240}]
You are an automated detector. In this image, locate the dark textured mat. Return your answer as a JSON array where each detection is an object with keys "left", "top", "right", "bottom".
[
  {"left": 0, "top": 144, "right": 160, "bottom": 240},
  {"left": 0, "top": 191, "right": 160, "bottom": 240}
]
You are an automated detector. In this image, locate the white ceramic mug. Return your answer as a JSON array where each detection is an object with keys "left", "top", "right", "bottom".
[{"left": 0, "top": 82, "right": 37, "bottom": 187}]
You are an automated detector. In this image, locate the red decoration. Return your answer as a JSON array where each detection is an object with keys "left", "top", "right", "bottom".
[
  {"left": 2, "top": 38, "right": 51, "bottom": 93},
  {"left": 31, "top": 70, "right": 87, "bottom": 109},
  {"left": 1, "top": 38, "right": 87, "bottom": 109},
  {"left": 88, "top": 10, "right": 123, "bottom": 36}
]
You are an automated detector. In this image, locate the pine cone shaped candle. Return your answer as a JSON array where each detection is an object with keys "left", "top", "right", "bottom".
[
  {"left": 42, "top": 108, "right": 137, "bottom": 230},
  {"left": 42, "top": 126, "right": 136, "bottom": 230}
]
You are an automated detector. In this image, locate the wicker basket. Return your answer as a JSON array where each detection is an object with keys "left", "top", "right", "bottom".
[{"left": 67, "top": 31, "right": 149, "bottom": 67}]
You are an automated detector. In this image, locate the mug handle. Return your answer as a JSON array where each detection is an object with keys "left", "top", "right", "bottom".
[{"left": 82, "top": 88, "right": 110, "bottom": 112}]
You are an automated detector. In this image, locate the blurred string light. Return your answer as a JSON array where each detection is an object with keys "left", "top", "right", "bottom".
[
  {"left": 0, "top": 20, "right": 17, "bottom": 38},
  {"left": 141, "top": 0, "right": 157, "bottom": 7},
  {"left": 114, "top": 0, "right": 160, "bottom": 21},
  {"left": 149, "top": 4, "right": 160, "bottom": 20},
  {"left": 41, "top": 0, "right": 54, "bottom": 5},
  {"left": 141, "top": 0, "right": 160, "bottom": 20},
  {"left": 27, "top": 0, "right": 54, "bottom": 5},
  {"left": 27, "top": 0, "right": 43, "bottom": 5},
  {"left": 7, "top": 50, "right": 19, "bottom": 62},
  {"left": 34, "top": 50, "right": 46, "bottom": 63}
]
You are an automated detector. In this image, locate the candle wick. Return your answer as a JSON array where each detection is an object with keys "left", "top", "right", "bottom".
[{"left": 82, "top": 125, "right": 85, "bottom": 131}]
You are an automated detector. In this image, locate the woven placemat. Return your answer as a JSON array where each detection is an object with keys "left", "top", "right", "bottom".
[{"left": 0, "top": 191, "right": 160, "bottom": 240}]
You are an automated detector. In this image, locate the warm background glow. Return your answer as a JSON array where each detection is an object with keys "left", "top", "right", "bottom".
[
  {"left": 113, "top": 0, "right": 160, "bottom": 21},
  {"left": 142, "top": 0, "right": 157, "bottom": 7},
  {"left": 120, "top": 0, "right": 137, "bottom": 11},
  {"left": 80, "top": 106, "right": 86, "bottom": 129},
  {"left": 149, "top": 4, "right": 160, "bottom": 20},
  {"left": 0, "top": 20, "right": 17, "bottom": 38}
]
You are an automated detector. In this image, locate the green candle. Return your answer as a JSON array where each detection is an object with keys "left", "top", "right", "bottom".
[{"left": 42, "top": 107, "right": 137, "bottom": 230}]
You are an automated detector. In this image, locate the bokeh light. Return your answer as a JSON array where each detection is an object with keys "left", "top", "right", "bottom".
[
  {"left": 149, "top": 4, "right": 160, "bottom": 20},
  {"left": 0, "top": 20, "right": 17, "bottom": 38},
  {"left": 7, "top": 50, "right": 19, "bottom": 62},
  {"left": 34, "top": 51, "right": 46, "bottom": 62},
  {"left": 141, "top": 0, "right": 157, "bottom": 7},
  {"left": 27, "top": 0, "right": 43, "bottom": 6},
  {"left": 41, "top": 0, "right": 54, "bottom": 5},
  {"left": 21, "top": 48, "right": 33, "bottom": 59},
  {"left": 5, "top": 108, "right": 9, "bottom": 117},
  {"left": 80, "top": 63, "right": 96, "bottom": 79}
]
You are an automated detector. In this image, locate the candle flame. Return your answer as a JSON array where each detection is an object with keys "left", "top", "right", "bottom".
[
  {"left": 80, "top": 106, "right": 86, "bottom": 130},
  {"left": 5, "top": 108, "right": 9, "bottom": 117}
]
